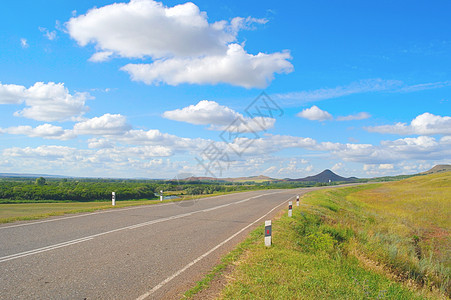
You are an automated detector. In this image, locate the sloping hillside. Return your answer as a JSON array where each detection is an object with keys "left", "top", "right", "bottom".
[
  {"left": 420, "top": 164, "right": 451, "bottom": 175},
  {"left": 289, "top": 169, "right": 358, "bottom": 183}
]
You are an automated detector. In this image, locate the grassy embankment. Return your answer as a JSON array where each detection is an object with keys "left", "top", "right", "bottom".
[{"left": 185, "top": 172, "right": 450, "bottom": 299}]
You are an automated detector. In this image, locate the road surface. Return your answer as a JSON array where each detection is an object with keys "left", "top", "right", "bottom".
[{"left": 0, "top": 188, "right": 319, "bottom": 299}]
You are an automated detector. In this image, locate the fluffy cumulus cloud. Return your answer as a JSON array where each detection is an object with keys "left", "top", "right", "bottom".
[
  {"left": 163, "top": 100, "right": 275, "bottom": 132},
  {"left": 2, "top": 144, "right": 173, "bottom": 177},
  {"left": 163, "top": 100, "right": 239, "bottom": 126},
  {"left": 86, "top": 128, "right": 209, "bottom": 154},
  {"left": 74, "top": 113, "right": 132, "bottom": 135},
  {"left": 2, "top": 127, "right": 450, "bottom": 177},
  {"left": 0, "top": 114, "right": 131, "bottom": 140},
  {"left": 297, "top": 105, "right": 333, "bottom": 121},
  {"left": 334, "top": 136, "right": 451, "bottom": 164},
  {"left": 366, "top": 112, "right": 451, "bottom": 135},
  {"left": 0, "top": 124, "right": 75, "bottom": 140},
  {"left": 67, "top": 0, "right": 236, "bottom": 59},
  {"left": 296, "top": 106, "right": 369, "bottom": 122},
  {"left": 1, "top": 82, "right": 90, "bottom": 122},
  {"left": 67, "top": 0, "right": 293, "bottom": 88},
  {"left": 121, "top": 44, "right": 293, "bottom": 88},
  {"left": 0, "top": 83, "right": 27, "bottom": 104}
]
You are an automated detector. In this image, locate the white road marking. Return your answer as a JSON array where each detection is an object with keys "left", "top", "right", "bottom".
[
  {"left": 136, "top": 195, "right": 293, "bottom": 300},
  {"left": 0, "top": 237, "right": 94, "bottom": 263},
  {"left": 0, "top": 191, "right": 286, "bottom": 263},
  {"left": 0, "top": 191, "right": 257, "bottom": 230}
]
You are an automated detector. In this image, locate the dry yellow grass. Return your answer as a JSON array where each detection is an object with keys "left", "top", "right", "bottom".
[{"left": 349, "top": 172, "right": 451, "bottom": 229}]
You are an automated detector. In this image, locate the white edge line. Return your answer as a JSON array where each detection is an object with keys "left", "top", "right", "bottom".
[{"left": 136, "top": 195, "right": 293, "bottom": 300}]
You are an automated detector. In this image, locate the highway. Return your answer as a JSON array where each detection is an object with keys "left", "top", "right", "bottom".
[{"left": 0, "top": 188, "right": 314, "bottom": 299}]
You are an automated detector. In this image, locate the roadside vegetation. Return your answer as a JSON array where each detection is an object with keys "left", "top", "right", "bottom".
[
  {"left": 0, "top": 172, "right": 414, "bottom": 204},
  {"left": 185, "top": 172, "right": 450, "bottom": 299}
]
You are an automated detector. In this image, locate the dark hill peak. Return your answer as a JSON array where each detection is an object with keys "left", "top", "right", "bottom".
[{"left": 289, "top": 169, "right": 357, "bottom": 183}]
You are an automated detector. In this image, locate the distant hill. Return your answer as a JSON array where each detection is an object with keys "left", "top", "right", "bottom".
[
  {"left": 182, "top": 175, "right": 278, "bottom": 183},
  {"left": 288, "top": 169, "right": 358, "bottom": 183},
  {"left": 420, "top": 164, "right": 451, "bottom": 175}
]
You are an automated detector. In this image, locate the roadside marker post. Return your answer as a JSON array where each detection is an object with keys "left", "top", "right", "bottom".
[
  {"left": 265, "top": 220, "right": 272, "bottom": 247},
  {"left": 296, "top": 195, "right": 300, "bottom": 206},
  {"left": 288, "top": 201, "right": 293, "bottom": 217},
  {"left": 160, "top": 190, "right": 163, "bottom": 201},
  {"left": 112, "top": 192, "right": 116, "bottom": 206}
]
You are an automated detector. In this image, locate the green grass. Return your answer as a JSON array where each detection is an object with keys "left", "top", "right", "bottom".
[
  {"left": 0, "top": 189, "right": 258, "bottom": 224},
  {"left": 0, "top": 199, "right": 163, "bottom": 223},
  {"left": 184, "top": 172, "right": 450, "bottom": 299}
]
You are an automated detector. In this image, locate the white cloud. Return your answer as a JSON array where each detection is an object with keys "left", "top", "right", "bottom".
[
  {"left": 39, "top": 27, "right": 57, "bottom": 40},
  {"left": 0, "top": 83, "right": 26, "bottom": 104},
  {"left": 11, "top": 82, "right": 90, "bottom": 122},
  {"left": 398, "top": 81, "right": 451, "bottom": 93},
  {"left": 275, "top": 79, "right": 451, "bottom": 106},
  {"left": 379, "top": 164, "right": 394, "bottom": 170},
  {"left": 67, "top": 0, "right": 292, "bottom": 88},
  {"left": 88, "top": 51, "right": 113, "bottom": 62},
  {"left": 74, "top": 113, "right": 131, "bottom": 135},
  {"left": 2, "top": 126, "right": 450, "bottom": 177},
  {"left": 67, "top": 0, "right": 236, "bottom": 59},
  {"left": 230, "top": 16, "right": 268, "bottom": 31},
  {"left": 4, "top": 145, "right": 77, "bottom": 159},
  {"left": 87, "top": 138, "right": 114, "bottom": 149},
  {"left": 122, "top": 44, "right": 292, "bottom": 88},
  {"left": 1, "top": 114, "right": 131, "bottom": 140},
  {"left": 335, "top": 136, "right": 450, "bottom": 164},
  {"left": 0, "top": 124, "right": 75, "bottom": 140},
  {"left": 262, "top": 166, "right": 277, "bottom": 174},
  {"left": 277, "top": 158, "right": 313, "bottom": 176},
  {"left": 331, "top": 162, "right": 343, "bottom": 172},
  {"left": 366, "top": 112, "right": 451, "bottom": 135},
  {"left": 1, "top": 144, "right": 175, "bottom": 177},
  {"left": 337, "top": 112, "right": 371, "bottom": 121},
  {"left": 218, "top": 117, "right": 276, "bottom": 133},
  {"left": 297, "top": 105, "right": 332, "bottom": 121},
  {"left": 275, "top": 79, "right": 403, "bottom": 103},
  {"left": 163, "top": 100, "right": 239, "bottom": 126},
  {"left": 20, "top": 38, "right": 29, "bottom": 48},
  {"left": 88, "top": 128, "right": 209, "bottom": 154},
  {"left": 163, "top": 100, "right": 275, "bottom": 132}
]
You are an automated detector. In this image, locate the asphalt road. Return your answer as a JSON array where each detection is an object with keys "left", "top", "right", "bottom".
[{"left": 0, "top": 188, "right": 318, "bottom": 299}]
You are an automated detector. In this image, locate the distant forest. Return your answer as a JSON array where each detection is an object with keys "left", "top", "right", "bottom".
[{"left": 0, "top": 177, "right": 313, "bottom": 203}]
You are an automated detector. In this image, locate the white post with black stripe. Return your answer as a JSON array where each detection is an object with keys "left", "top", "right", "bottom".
[
  {"left": 288, "top": 201, "right": 293, "bottom": 217},
  {"left": 112, "top": 192, "right": 116, "bottom": 206},
  {"left": 160, "top": 190, "right": 163, "bottom": 201},
  {"left": 265, "top": 220, "right": 272, "bottom": 247},
  {"left": 296, "top": 195, "right": 300, "bottom": 206}
]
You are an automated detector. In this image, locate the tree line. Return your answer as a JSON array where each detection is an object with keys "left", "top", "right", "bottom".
[{"left": 0, "top": 177, "right": 325, "bottom": 203}]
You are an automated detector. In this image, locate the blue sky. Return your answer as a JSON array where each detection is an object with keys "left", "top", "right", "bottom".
[{"left": 0, "top": 0, "right": 450, "bottom": 179}]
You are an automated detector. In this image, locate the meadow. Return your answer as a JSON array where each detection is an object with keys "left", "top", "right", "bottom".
[{"left": 185, "top": 172, "right": 450, "bottom": 299}]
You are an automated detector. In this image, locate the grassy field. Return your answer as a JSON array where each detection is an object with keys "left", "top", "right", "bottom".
[
  {"left": 185, "top": 172, "right": 450, "bottom": 299},
  {"left": 0, "top": 199, "right": 164, "bottom": 223},
  {"left": 0, "top": 190, "right": 252, "bottom": 224}
]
